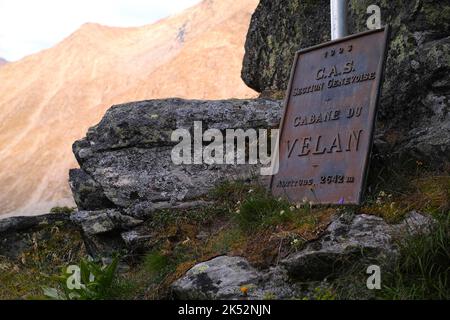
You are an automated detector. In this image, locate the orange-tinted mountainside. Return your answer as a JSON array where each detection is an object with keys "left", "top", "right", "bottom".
[{"left": 0, "top": 0, "right": 258, "bottom": 217}]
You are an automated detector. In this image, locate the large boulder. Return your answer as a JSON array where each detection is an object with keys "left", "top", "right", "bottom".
[
  {"left": 242, "top": 0, "right": 450, "bottom": 169},
  {"left": 70, "top": 98, "right": 281, "bottom": 218},
  {"left": 69, "top": 98, "right": 281, "bottom": 256}
]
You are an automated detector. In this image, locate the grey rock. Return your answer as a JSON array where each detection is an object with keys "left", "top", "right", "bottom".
[
  {"left": 392, "top": 210, "right": 435, "bottom": 235},
  {"left": 242, "top": 0, "right": 330, "bottom": 92},
  {"left": 172, "top": 256, "right": 261, "bottom": 300},
  {"left": 70, "top": 98, "right": 281, "bottom": 217},
  {"left": 282, "top": 212, "right": 434, "bottom": 280},
  {"left": 120, "top": 229, "right": 155, "bottom": 247},
  {"left": 69, "top": 209, "right": 144, "bottom": 258},
  {"left": 0, "top": 213, "right": 70, "bottom": 234},
  {"left": 254, "top": 266, "right": 303, "bottom": 299},
  {"left": 124, "top": 200, "right": 214, "bottom": 220},
  {"left": 69, "top": 169, "right": 115, "bottom": 210},
  {"left": 120, "top": 230, "right": 141, "bottom": 245},
  {"left": 196, "top": 231, "right": 209, "bottom": 241},
  {"left": 242, "top": 0, "right": 450, "bottom": 169},
  {"left": 70, "top": 209, "right": 143, "bottom": 236},
  {"left": 172, "top": 256, "right": 301, "bottom": 300}
]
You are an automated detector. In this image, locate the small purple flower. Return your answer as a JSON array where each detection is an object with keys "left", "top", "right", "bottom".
[{"left": 338, "top": 197, "right": 345, "bottom": 205}]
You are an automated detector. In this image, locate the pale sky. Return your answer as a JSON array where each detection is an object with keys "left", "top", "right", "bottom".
[{"left": 0, "top": 0, "right": 202, "bottom": 61}]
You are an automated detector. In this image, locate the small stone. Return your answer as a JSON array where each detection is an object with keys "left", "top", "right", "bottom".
[{"left": 196, "top": 231, "right": 209, "bottom": 241}]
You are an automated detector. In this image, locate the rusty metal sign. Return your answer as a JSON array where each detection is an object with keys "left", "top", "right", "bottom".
[{"left": 271, "top": 27, "right": 390, "bottom": 205}]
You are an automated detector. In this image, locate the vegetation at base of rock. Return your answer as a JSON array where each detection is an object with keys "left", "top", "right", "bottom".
[
  {"left": 363, "top": 166, "right": 450, "bottom": 223},
  {"left": 117, "top": 172, "right": 448, "bottom": 300},
  {"left": 50, "top": 206, "right": 76, "bottom": 214},
  {"left": 116, "top": 172, "right": 448, "bottom": 300},
  {"left": 330, "top": 212, "right": 449, "bottom": 300},
  {"left": 43, "top": 256, "right": 120, "bottom": 300},
  {"left": 0, "top": 221, "right": 85, "bottom": 299},
  {"left": 77, "top": 181, "right": 335, "bottom": 299},
  {"left": 380, "top": 214, "right": 449, "bottom": 300},
  {"left": 234, "top": 187, "right": 304, "bottom": 231},
  {"left": 302, "top": 286, "right": 337, "bottom": 301}
]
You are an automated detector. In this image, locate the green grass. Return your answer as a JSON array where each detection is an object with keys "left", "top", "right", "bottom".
[
  {"left": 233, "top": 187, "right": 312, "bottom": 232},
  {"left": 379, "top": 213, "right": 450, "bottom": 300},
  {"left": 236, "top": 194, "right": 288, "bottom": 230},
  {"left": 209, "top": 180, "right": 252, "bottom": 203},
  {"left": 332, "top": 212, "right": 450, "bottom": 300},
  {"left": 144, "top": 251, "right": 172, "bottom": 278},
  {"left": 0, "top": 223, "right": 85, "bottom": 299}
]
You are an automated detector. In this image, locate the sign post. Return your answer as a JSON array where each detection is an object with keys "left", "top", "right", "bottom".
[
  {"left": 270, "top": 27, "right": 390, "bottom": 205},
  {"left": 330, "top": 0, "right": 348, "bottom": 40}
]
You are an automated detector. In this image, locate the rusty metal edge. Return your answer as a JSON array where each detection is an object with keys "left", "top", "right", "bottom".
[
  {"left": 357, "top": 25, "right": 391, "bottom": 205},
  {"left": 269, "top": 26, "right": 391, "bottom": 206}
]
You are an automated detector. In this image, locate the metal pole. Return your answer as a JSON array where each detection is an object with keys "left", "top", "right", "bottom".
[{"left": 330, "top": 0, "right": 348, "bottom": 40}]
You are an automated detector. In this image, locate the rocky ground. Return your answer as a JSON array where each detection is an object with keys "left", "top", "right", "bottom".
[
  {"left": 1, "top": 173, "right": 448, "bottom": 300},
  {"left": 172, "top": 211, "right": 435, "bottom": 300}
]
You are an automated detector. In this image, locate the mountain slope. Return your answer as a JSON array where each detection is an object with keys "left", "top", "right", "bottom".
[
  {"left": 0, "top": 0, "right": 258, "bottom": 217},
  {"left": 0, "top": 58, "right": 7, "bottom": 66}
]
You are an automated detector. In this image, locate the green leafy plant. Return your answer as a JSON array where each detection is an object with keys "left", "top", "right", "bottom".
[{"left": 43, "top": 256, "right": 119, "bottom": 300}]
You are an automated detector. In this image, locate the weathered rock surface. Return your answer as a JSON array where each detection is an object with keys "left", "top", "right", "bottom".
[
  {"left": 68, "top": 209, "right": 146, "bottom": 257},
  {"left": 0, "top": 213, "right": 70, "bottom": 234},
  {"left": 172, "top": 256, "right": 261, "bottom": 299},
  {"left": 242, "top": 0, "right": 450, "bottom": 169},
  {"left": 282, "top": 212, "right": 434, "bottom": 280},
  {"left": 70, "top": 209, "right": 143, "bottom": 236},
  {"left": 242, "top": 0, "right": 330, "bottom": 93},
  {"left": 173, "top": 212, "right": 434, "bottom": 299},
  {"left": 70, "top": 98, "right": 281, "bottom": 219},
  {"left": 172, "top": 256, "right": 301, "bottom": 300},
  {"left": 69, "top": 169, "right": 115, "bottom": 211}
]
